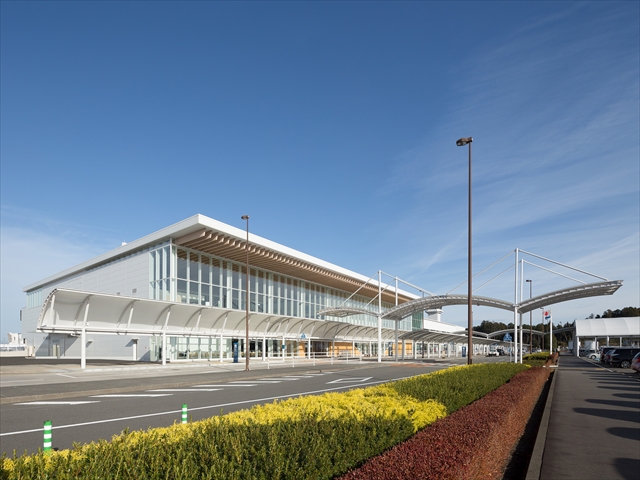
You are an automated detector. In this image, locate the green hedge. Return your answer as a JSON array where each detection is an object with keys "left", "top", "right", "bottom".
[
  {"left": 523, "top": 352, "right": 552, "bottom": 368},
  {"left": 1, "top": 362, "right": 528, "bottom": 480},
  {"left": 389, "top": 362, "right": 528, "bottom": 413}
]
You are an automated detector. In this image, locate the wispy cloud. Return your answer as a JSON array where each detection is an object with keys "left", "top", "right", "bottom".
[
  {"left": 0, "top": 210, "right": 115, "bottom": 336},
  {"left": 377, "top": 4, "right": 639, "bottom": 325}
]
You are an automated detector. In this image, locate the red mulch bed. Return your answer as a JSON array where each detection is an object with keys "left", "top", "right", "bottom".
[{"left": 338, "top": 366, "right": 552, "bottom": 480}]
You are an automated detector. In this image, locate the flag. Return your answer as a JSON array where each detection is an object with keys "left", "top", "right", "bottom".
[{"left": 544, "top": 310, "right": 552, "bottom": 321}]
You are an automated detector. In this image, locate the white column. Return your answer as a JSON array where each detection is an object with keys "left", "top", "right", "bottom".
[
  {"left": 81, "top": 327, "right": 86, "bottom": 369},
  {"left": 519, "top": 312, "right": 524, "bottom": 362},
  {"left": 514, "top": 249, "right": 519, "bottom": 363},
  {"left": 575, "top": 336, "right": 580, "bottom": 357},
  {"left": 402, "top": 340, "right": 405, "bottom": 360},
  {"left": 377, "top": 270, "right": 382, "bottom": 363},
  {"left": 162, "top": 331, "right": 167, "bottom": 366},
  {"left": 394, "top": 320, "right": 399, "bottom": 361},
  {"left": 80, "top": 300, "right": 90, "bottom": 369}
]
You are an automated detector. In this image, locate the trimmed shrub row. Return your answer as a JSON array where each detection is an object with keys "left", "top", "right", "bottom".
[
  {"left": 1, "top": 363, "right": 528, "bottom": 480},
  {"left": 339, "top": 366, "right": 552, "bottom": 480}
]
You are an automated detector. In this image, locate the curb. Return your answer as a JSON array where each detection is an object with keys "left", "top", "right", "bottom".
[{"left": 525, "top": 365, "right": 558, "bottom": 480}]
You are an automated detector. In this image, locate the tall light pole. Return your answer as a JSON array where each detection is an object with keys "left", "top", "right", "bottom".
[
  {"left": 241, "top": 215, "right": 250, "bottom": 371},
  {"left": 526, "top": 279, "right": 532, "bottom": 353},
  {"left": 456, "top": 136, "right": 473, "bottom": 365}
]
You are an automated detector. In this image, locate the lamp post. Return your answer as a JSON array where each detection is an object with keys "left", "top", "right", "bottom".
[
  {"left": 526, "top": 279, "right": 532, "bottom": 353},
  {"left": 241, "top": 215, "right": 250, "bottom": 371},
  {"left": 456, "top": 136, "right": 473, "bottom": 365}
]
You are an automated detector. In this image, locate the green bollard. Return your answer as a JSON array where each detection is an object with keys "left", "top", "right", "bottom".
[
  {"left": 181, "top": 404, "right": 188, "bottom": 424},
  {"left": 43, "top": 420, "right": 52, "bottom": 453}
]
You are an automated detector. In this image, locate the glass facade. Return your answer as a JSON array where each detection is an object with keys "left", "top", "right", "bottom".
[
  {"left": 149, "top": 244, "right": 413, "bottom": 331},
  {"left": 26, "top": 289, "right": 43, "bottom": 309}
]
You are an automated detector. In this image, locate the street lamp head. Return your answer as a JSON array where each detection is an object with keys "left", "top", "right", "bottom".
[
  {"left": 456, "top": 137, "right": 473, "bottom": 146},
  {"left": 526, "top": 279, "right": 532, "bottom": 283},
  {"left": 241, "top": 215, "right": 249, "bottom": 220}
]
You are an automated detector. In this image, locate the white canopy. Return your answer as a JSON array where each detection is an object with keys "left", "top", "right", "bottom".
[
  {"left": 574, "top": 317, "right": 640, "bottom": 337},
  {"left": 37, "top": 288, "right": 399, "bottom": 343}
]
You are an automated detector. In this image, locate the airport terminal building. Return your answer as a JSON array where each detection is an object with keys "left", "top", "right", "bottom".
[{"left": 21, "top": 214, "right": 429, "bottom": 363}]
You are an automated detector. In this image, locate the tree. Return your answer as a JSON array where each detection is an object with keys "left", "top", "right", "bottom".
[{"left": 600, "top": 307, "right": 639, "bottom": 318}]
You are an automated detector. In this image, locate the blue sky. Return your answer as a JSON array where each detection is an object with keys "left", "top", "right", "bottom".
[{"left": 1, "top": 1, "right": 638, "bottom": 338}]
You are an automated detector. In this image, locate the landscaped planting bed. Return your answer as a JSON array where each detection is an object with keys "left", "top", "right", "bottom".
[
  {"left": 1, "top": 363, "right": 528, "bottom": 480},
  {"left": 338, "top": 366, "right": 552, "bottom": 480}
]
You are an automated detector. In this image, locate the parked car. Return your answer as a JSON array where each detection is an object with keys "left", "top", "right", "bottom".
[
  {"left": 599, "top": 346, "right": 616, "bottom": 363},
  {"left": 603, "top": 349, "right": 616, "bottom": 365},
  {"left": 608, "top": 347, "right": 640, "bottom": 368},
  {"left": 631, "top": 352, "right": 640, "bottom": 373}
]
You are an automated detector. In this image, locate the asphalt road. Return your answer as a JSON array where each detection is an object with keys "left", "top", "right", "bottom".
[{"left": 1, "top": 357, "right": 503, "bottom": 456}]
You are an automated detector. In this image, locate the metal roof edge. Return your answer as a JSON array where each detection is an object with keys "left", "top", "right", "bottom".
[{"left": 24, "top": 214, "right": 418, "bottom": 299}]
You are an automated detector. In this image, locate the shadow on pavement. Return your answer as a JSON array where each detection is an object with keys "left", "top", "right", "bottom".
[
  {"left": 585, "top": 398, "right": 640, "bottom": 409},
  {"left": 573, "top": 407, "right": 640, "bottom": 423},
  {"left": 614, "top": 457, "right": 640, "bottom": 480},
  {"left": 607, "top": 427, "right": 640, "bottom": 441}
]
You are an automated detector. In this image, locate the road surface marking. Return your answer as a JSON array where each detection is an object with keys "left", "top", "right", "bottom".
[
  {"left": 15, "top": 401, "right": 100, "bottom": 405},
  {"left": 327, "top": 377, "right": 372, "bottom": 384},
  {"left": 91, "top": 394, "right": 173, "bottom": 398},
  {"left": 148, "top": 388, "right": 221, "bottom": 392},
  {"left": 1, "top": 376, "right": 416, "bottom": 437}
]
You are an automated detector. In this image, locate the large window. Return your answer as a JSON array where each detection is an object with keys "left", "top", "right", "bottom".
[
  {"left": 160, "top": 246, "right": 411, "bottom": 330},
  {"left": 149, "top": 244, "right": 172, "bottom": 301}
]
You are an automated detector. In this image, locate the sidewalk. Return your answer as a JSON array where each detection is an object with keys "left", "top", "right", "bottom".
[{"left": 535, "top": 353, "right": 640, "bottom": 480}]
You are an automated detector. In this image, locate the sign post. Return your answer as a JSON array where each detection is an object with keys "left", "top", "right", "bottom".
[{"left": 503, "top": 333, "right": 512, "bottom": 361}]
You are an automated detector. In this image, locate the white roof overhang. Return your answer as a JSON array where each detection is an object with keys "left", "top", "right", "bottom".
[
  {"left": 516, "top": 280, "right": 623, "bottom": 313},
  {"left": 399, "top": 329, "right": 507, "bottom": 346},
  {"left": 321, "top": 280, "right": 624, "bottom": 321},
  {"left": 36, "top": 289, "right": 400, "bottom": 342},
  {"left": 487, "top": 328, "right": 545, "bottom": 338},
  {"left": 573, "top": 318, "right": 640, "bottom": 337},
  {"left": 382, "top": 295, "right": 514, "bottom": 321}
]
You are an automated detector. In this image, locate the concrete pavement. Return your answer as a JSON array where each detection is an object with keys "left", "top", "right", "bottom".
[{"left": 532, "top": 353, "right": 640, "bottom": 480}]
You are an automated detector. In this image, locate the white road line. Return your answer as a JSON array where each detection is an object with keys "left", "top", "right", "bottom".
[
  {"left": 326, "top": 377, "right": 372, "bottom": 384},
  {"left": 1, "top": 377, "right": 414, "bottom": 437},
  {"left": 91, "top": 394, "right": 173, "bottom": 398},
  {"left": 229, "top": 380, "right": 281, "bottom": 384},
  {"left": 0, "top": 379, "right": 45, "bottom": 385},
  {"left": 148, "top": 389, "right": 221, "bottom": 392},
  {"left": 194, "top": 385, "right": 255, "bottom": 387},
  {"left": 260, "top": 378, "right": 300, "bottom": 381},
  {"left": 15, "top": 401, "right": 100, "bottom": 405},
  {"left": 55, "top": 373, "right": 76, "bottom": 379}
]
